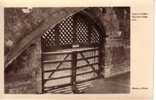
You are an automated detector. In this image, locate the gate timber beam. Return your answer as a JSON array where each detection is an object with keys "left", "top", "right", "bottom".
[
  {"left": 71, "top": 51, "right": 78, "bottom": 93},
  {"left": 80, "top": 10, "right": 106, "bottom": 78},
  {"left": 47, "top": 54, "right": 70, "bottom": 79},
  {"left": 5, "top": 8, "right": 86, "bottom": 69},
  {"left": 79, "top": 52, "right": 99, "bottom": 76}
]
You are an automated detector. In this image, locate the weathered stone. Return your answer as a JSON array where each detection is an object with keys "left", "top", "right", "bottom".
[{"left": 5, "top": 7, "right": 130, "bottom": 93}]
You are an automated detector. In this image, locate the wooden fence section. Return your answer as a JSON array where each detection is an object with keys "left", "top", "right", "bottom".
[{"left": 41, "top": 48, "right": 103, "bottom": 94}]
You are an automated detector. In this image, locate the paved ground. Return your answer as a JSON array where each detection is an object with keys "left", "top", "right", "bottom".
[{"left": 83, "top": 72, "right": 130, "bottom": 94}]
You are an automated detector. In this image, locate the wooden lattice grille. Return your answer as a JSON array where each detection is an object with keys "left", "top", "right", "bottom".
[
  {"left": 41, "top": 14, "right": 101, "bottom": 51},
  {"left": 59, "top": 16, "right": 73, "bottom": 45},
  {"left": 75, "top": 17, "right": 89, "bottom": 44},
  {"left": 91, "top": 26, "right": 100, "bottom": 43},
  {"left": 42, "top": 28, "right": 56, "bottom": 48}
]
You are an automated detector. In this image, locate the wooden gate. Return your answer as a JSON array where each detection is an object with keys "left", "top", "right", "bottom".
[{"left": 41, "top": 12, "right": 104, "bottom": 94}]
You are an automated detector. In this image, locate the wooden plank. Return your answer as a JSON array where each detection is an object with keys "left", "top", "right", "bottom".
[
  {"left": 42, "top": 51, "right": 72, "bottom": 55},
  {"left": 41, "top": 52, "right": 45, "bottom": 94},
  {"left": 78, "top": 48, "right": 98, "bottom": 53},
  {"left": 77, "top": 55, "right": 99, "bottom": 61},
  {"left": 77, "top": 70, "right": 98, "bottom": 76},
  {"left": 76, "top": 63, "right": 98, "bottom": 69},
  {"left": 44, "top": 68, "right": 71, "bottom": 73},
  {"left": 98, "top": 47, "right": 104, "bottom": 77},
  {"left": 45, "top": 86, "right": 71, "bottom": 92},
  {"left": 44, "top": 83, "right": 71, "bottom": 92},
  {"left": 71, "top": 51, "right": 78, "bottom": 93},
  {"left": 42, "top": 47, "right": 98, "bottom": 55},
  {"left": 47, "top": 54, "right": 70, "bottom": 78},
  {"left": 43, "top": 59, "right": 72, "bottom": 64},
  {"left": 79, "top": 53, "right": 99, "bottom": 76},
  {"left": 44, "top": 75, "right": 71, "bottom": 81},
  {"left": 46, "top": 87, "right": 72, "bottom": 94}
]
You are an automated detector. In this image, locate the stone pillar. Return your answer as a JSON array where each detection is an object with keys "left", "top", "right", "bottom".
[
  {"left": 5, "top": 38, "right": 42, "bottom": 94},
  {"left": 28, "top": 38, "right": 42, "bottom": 93},
  {"left": 97, "top": 7, "right": 130, "bottom": 78}
]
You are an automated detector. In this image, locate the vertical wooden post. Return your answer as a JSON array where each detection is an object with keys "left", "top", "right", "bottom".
[
  {"left": 41, "top": 54, "right": 44, "bottom": 94},
  {"left": 98, "top": 46, "right": 103, "bottom": 78},
  {"left": 40, "top": 37, "right": 45, "bottom": 94},
  {"left": 71, "top": 51, "right": 78, "bottom": 93},
  {"left": 98, "top": 24, "right": 105, "bottom": 78}
]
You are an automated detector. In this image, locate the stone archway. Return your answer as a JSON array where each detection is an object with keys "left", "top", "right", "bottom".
[{"left": 41, "top": 11, "right": 106, "bottom": 93}]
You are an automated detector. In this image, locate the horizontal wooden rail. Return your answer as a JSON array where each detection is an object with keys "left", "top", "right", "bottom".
[
  {"left": 44, "top": 75, "right": 71, "bottom": 81},
  {"left": 42, "top": 48, "right": 99, "bottom": 55},
  {"left": 76, "top": 63, "right": 99, "bottom": 69},
  {"left": 77, "top": 70, "right": 98, "bottom": 76},
  {"left": 43, "top": 59, "right": 72, "bottom": 64},
  {"left": 77, "top": 48, "right": 99, "bottom": 53},
  {"left": 44, "top": 68, "right": 71, "bottom": 73},
  {"left": 77, "top": 55, "right": 99, "bottom": 61},
  {"left": 44, "top": 83, "right": 72, "bottom": 92},
  {"left": 45, "top": 86, "right": 71, "bottom": 92},
  {"left": 46, "top": 87, "right": 72, "bottom": 93},
  {"left": 42, "top": 51, "right": 72, "bottom": 55},
  {"left": 44, "top": 77, "right": 99, "bottom": 93},
  {"left": 42, "top": 47, "right": 102, "bottom": 93}
]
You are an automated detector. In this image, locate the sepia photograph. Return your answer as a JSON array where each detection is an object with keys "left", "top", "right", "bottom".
[{"left": 4, "top": 7, "right": 130, "bottom": 94}]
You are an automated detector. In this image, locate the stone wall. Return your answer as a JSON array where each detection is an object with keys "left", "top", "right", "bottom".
[
  {"left": 99, "top": 7, "right": 130, "bottom": 77},
  {"left": 86, "top": 7, "right": 130, "bottom": 77},
  {"left": 5, "top": 39, "right": 42, "bottom": 93},
  {"left": 4, "top": 7, "right": 130, "bottom": 93},
  {"left": 4, "top": 7, "right": 84, "bottom": 94}
]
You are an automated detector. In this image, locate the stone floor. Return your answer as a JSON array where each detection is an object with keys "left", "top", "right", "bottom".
[{"left": 83, "top": 72, "right": 130, "bottom": 94}]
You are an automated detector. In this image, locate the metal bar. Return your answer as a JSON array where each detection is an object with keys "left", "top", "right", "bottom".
[{"left": 71, "top": 51, "right": 78, "bottom": 93}]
